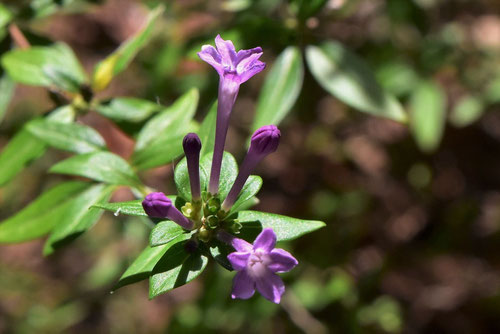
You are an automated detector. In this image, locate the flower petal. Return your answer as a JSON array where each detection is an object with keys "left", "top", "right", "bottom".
[
  {"left": 255, "top": 269, "right": 285, "bottom": 304},
  {"left": 236, "top": 51, "right": 263, "bottom": 74},
  {"left": 227, "top": 251, "right": 250, "bottom": 271},
  {"left": 253, "top": 228, "right": 276, "bottom": 252},
  {"left": 268, "top": 248, "right": 298, "bottom": 273},
  {"left": 231, "top": 270, "right": 255, "bottom": 300},
  {"left": 239, "top": 61, "right": 266, "bottom": 84},
  {"left": 215, "top": 34, "right": 237, "bottom": 68},
  {"left": 231, "top": 238, "right": 253, "bottom": 252},
  {"left": 198, "top": 45, "right": 223, "bottom": 76},
  {"left": 236, "top": 47, "right": 262, "bottom": 64}
]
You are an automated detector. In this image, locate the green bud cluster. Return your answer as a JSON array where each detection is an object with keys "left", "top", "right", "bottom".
[{"left": 181, "top": 191, "right": 242, "bottom": 243}]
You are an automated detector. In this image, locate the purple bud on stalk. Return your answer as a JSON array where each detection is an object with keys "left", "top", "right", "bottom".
[
  {"left": 222, "top": 125, "right": 280, "bottom": 211},
  {"left": 183, "top": 133, "right": 202, "bottom": 201},
  {"left": 198, "top": 35, "right": 266, "bottom": 195},
  {"left": 142, "top": 192, "right": 194, "bottom": 230}
]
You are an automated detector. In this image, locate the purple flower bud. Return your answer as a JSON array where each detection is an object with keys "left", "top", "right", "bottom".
[
  {"left": 142, "top": 192, "right": 194, "bottom": 230},
  {"left": 221, "top": 125, "right": 280, "bottom": 211},
  {"left": 198, "top": 35, "right": 266, "bottom": 195},
  {"left": 249, "top": 125, "right": 281, "bottom": 156},
  {"left": 182, "top": 133, "right": 202, "bottom": 201}
]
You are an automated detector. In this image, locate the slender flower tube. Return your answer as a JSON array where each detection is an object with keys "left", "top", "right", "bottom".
[
  {"left": 198, "top": 35, "right": 266, "bottom": 195},
  {"left": 183, "top": 133, "right": 202, "bottom": 201},
  {"left": 219, "top": 228, "right": 298, "bottom": 304},
  {"left": 142, "top": 192, "right": 194, "bottom": 230},
  {"left": 221, "top": 125, "right": 280, "bottom": 211}
]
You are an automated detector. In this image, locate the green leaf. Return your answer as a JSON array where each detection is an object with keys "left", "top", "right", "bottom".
[
  {"left": 449, "top": 95, "right": 484, "bottom": 128},
  {"left": 197, "top": 102, "right": 217, "bottom": 159},
  {"left": 96, "top": 97, "right": 162, "bottom": 122},
  {"left": 237, "top": 210, "right": 326, "bottom": 241},
  {"left": 0, "top": 129, "right": 46, "bottom": 187},
  {"left": 149, "top": 241, "right": 208, "bottom": 298},
  {"left": 132, "top": 121, "right": 198, "bottom": 170},
  {"left": 305, "top": 42, "right": 407, "bottom": 123},
  {"left": 208, "top": 240, "right": 234, "bottom": 271},
  {"left": 50, "top": 151, "right": 142, "bottom": 188},
  {"left": 0, "top": 105, "right": 75, "bottom": 186},
  {"left": 43, "top": 184, "right": 115, "bottom": 255},
  {"left": 409, "top": 81, "right": 446, "bottom": 153},
  {"left": 150, "top": 221, "right": 189, "bottom": 247},
  {"left": 200, "top": 151, "right": 238, "bottom": 200},
  {"left": 93, "top": 200, "right": 146, "bottom": 216},
  {"left": 135, "top": 88, "right": 199, "bottom": 151},
  {"left": 94, "top": 196, "right": 177, "bottom": 217},
  {"left": 0, "top": 181, "right": 90, "bottom": 243},
  {"left": 0, "top": 4, "right": 13, "bottom": 30},
  {"left": 26, "top": 119, "right": 106, "bottom": 153},
  {"left": 231, "top": 175, "right": 262, "bottom": 212},
  {"left": 92, "top": 5, "right": 164, "bottom": 91},
  {"left": 253, "top": 47, "right": 303, "bottom": 130},
  {"left": 0, "top": 74, "right": 15, "bottom": 124},
  {"left": 1, "top": 43, "right": 87, "bottom": 91},
  {"left": 114, "top": 233, "right": 189, "bottom": 290}
]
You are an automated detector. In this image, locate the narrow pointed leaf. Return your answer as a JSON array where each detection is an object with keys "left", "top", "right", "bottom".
[
  {"left": 306, "top": 42, "right": 407, "bottom": 123},
  {"left": 149, "top": 241, "right": 207, "bottom": 298},
  {"left": 1, "top": 43, "right": 87, "bottom": 91},
  {"left": 197, "top": 101, "right": 217, "bottom": 159},
  {"left": 409, "top": 81, "right": 446, "bottom": 152},
  {"left": 237, "top": 210, "right": 326, "bottom": 242},
  {"left": 135, "top": 88, "right": 199, "bottom": 151},
  {"left": 0, "top": 181, "right": 90, "bottom": 243},
  {"left": 114, "top": 233, "right": 192, "bottom": 290},
  {"left": 93, "top": 200, "right": 146, "bottom": 216},
  {"left": 50, "top": 151, "right": 142, "bottom": 188},
  {"left": 253, "top": 46, "right": 303, "bottom": 130},
  {"left": 43, "top": 184, "right": 116, "bottom": 255},
  {"left": 96, "top": 97, "right": 162, "bottom": 122},
  {"left": 150, "top": 221, "right": 190, "bottom": 247},
  {"left": 92, "top": 5, "right": 164, "bottom": 91},
  {"left": 27, "top": 119, "right": 106, "bottom": 153},
  {"left": 231, "top": 175, "right": 262, "bottom": 213},
  {"left": 0, "top": 74, "right": 15, "bottom": 124}
]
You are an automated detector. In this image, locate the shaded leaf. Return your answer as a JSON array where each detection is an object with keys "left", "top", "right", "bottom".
[
  {"left": 150, "top": 241, "right": 207, "bottom": 299},
  {"left": 43, "top": 184, "right": 115, "bottom": 255},
  {"left": 0, "top": 181, "right": 90, "bottom": 243},
  {"left": 306, "top": 42, "right": 406, "bottom": 123},
  {"left": 0, "top": 74, "right": 15, "bottom": 124},
  {"left": 253, "top": 46, "right": 303, "bottom": 130}
]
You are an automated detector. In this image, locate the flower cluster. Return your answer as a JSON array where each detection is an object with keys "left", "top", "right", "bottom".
[{"left": 141, "top": 35, "right": 297, "bottom": 303}]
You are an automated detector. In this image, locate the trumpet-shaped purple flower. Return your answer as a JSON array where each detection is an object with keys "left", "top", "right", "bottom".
[
  {"left": 198, "top": 35, "right": 266, "bottom": 195},
  {"left": 224, "top": 228, "right": 298, "bottom": 304},
  {"left": 142, "top": 192, "right": 194, "bottom": 230},
  {"left": 222, "top": 125, "right": 280, "bottom": 211}
]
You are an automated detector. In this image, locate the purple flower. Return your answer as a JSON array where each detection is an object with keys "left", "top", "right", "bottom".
[
  {"left": 142, "top": 192, "right": 194, "bottom": 230},
  {"left": 221, "top": 125, "right": 280, "bottom": 211},
  {"left": 198, "top": 35, "right": 266, "bottom": 195},
  {"left": 226, "top": 228, "right": 298, "bottom": 304},
  {"left": 182, "top": 133, "right": 202, "bottom": 201}
]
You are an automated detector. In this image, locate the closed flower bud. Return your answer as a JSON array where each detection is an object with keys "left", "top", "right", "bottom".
[
  {"left": 142, "top": 192, "right": 194, "bottom": 230},
  {"left": 249, "top": 125, "right": 280, "bottom": 156},
  {"left": 182, "top": 133, "right": 202, "bottom": 201}
]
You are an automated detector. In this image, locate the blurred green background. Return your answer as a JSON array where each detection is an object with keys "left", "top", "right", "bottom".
[{"left": 1, "top": 0, "right": 500, "bottom": 333}]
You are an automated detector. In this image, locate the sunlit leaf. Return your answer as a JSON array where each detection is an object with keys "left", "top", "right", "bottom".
[
  {"left": 306, "top": 42, "right": 407, "bottom": 122},
  {"left": 449, "top": 95, "right": 484, "bottom": 128},
  {"left": 0, "top": 181, "right": 89, "bottom": 243},
  {"left": 253, "top": 46, "right": 303, "bottom": 130},
  {"left": 96, "top": 97, "right": 162, "bottom": 122},
  {"left": 409, "top": 81, "right": 446, "bottom": 152}
]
